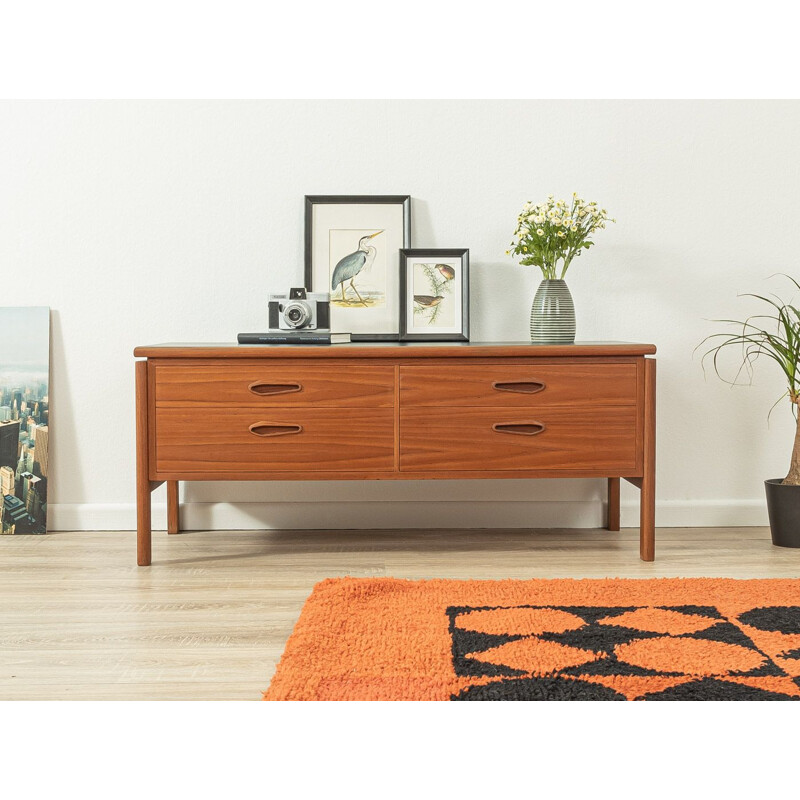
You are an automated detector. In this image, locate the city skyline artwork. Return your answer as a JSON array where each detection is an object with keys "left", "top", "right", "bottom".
[{"left": 1, "top": 307, "right": 50, "bottom": 534}]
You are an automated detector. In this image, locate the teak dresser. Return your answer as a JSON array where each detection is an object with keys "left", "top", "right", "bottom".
[{"left": 134, "top": 342, "right": 657, "bottom": 565}]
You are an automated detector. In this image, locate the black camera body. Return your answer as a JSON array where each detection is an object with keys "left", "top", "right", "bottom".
[{"left": 268, "top": 288, "right": 330, "bottom": 332}]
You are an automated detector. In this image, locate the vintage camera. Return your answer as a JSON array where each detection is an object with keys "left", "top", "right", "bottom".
[{"left": 268, "top": 288, "right": 330, "bottom": 332}]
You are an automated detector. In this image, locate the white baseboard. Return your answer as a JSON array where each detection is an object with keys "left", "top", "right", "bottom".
[{"left": 47, "top": 499, "right": 769, "bottom": 531}]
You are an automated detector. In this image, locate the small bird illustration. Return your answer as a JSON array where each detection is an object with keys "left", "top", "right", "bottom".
[
  {"left": 435, "top": 264, "right": 456, "bottom": 280},
  {"left": 414, "top": 295, "right": 444, "bottom": 308}
]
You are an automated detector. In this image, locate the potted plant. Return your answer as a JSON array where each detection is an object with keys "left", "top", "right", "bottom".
[
  {"left": 700, "top": 276, "right": 800, "bottom": 547},
  {"left": 507, "top": 193, "right": 614, "bottom": 343}
]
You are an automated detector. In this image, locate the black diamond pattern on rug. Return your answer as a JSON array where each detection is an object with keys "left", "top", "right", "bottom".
[{"left": 447, "top": 603, "right": 800, "bottom": 701}]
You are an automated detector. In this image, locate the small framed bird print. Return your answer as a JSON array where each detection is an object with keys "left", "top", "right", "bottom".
[
  {"left": 305, "top": 195, "right": 411, "bottom": 340},
  {"left": 399, "top": 249, "right": 469, "bottom": 342}
]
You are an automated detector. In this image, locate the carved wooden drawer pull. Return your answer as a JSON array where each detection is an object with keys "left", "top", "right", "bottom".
[
  {"left": 248, "top": 381, "right": 302, "bottom": 396},
  {"left": 492, "top": 422, "right": 546, "bottom": 436},
  {"left": 492, "top": 381, "right": 546, "bottom": 394},
  {"left": 248, "top": 422, "right": 303, "bottom": 437}
]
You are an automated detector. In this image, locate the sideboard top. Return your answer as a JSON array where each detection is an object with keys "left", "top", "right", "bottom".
[{"left": 134, "top": 341, "right": 656, "bottom": 358}]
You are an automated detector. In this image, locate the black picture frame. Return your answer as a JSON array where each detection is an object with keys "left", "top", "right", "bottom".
[
  {"left": 304, "top": 195, "right": 411, "bottom": 341},
  {"left": 399, "top": 249, "right": 470, "bottom": 342}
]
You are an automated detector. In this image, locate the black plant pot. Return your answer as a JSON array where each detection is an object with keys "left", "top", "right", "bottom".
[{"left": 764, "top": 479, "right": 800, "bottom": 547}]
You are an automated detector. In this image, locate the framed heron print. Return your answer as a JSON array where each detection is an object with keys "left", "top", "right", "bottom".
[
  {"left": 305, "top": 195, "right": 411, "bottom": 340},
  {"left": 399, "top": 249, "right": 470, "bottom": 342}
]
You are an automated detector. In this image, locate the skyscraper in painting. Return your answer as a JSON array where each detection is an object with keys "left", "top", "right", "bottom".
[
  {"left": 0, "top": 419, "right": 21, "bottom": 469},
  {"left": 0, "top": 307, "right": 50, "bottom": 534}
]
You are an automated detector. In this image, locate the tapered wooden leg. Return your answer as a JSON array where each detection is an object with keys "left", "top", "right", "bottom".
[
  {"left": 167, "top": 481, "right": 180, "bottom": 534},
  {"left": 607, "top": 477, "right": 620, "bottom": 531},
  {"left": 640, "top": 359, "right": 656, "bottom": 561},
  {"left": 136, "top": 361, "right": 152, "bottom": 566}
]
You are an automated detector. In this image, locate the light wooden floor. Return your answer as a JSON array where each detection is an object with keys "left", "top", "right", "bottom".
[{"left": 2, "top": 526, "right": 799, "bottom": 700}]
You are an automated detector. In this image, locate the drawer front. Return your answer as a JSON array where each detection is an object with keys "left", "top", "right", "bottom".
[
  {"left": 400, "top": 406, "right": 638, "bottom": 472},
  {"left": 400, "top": 362, "right": 637, "bottom": 407},
  {"left": 156, "top": 407, "right": 395, "bottom": 472},
  {"left": 155, "top": 365, "right": 395, "bottom": 407}
]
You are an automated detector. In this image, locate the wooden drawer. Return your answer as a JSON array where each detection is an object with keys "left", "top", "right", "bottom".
[
  {"left": 155, "top": 407, "right": 395, "bottom": 473},
  {"left": 154, "top": 364, "right": 395, "bottom": 407},
  {"left": 400, "top": 362, "right": 637, "bottom": 407},
  {"left": 400, "top": 406, "right": 638, "bottom": 472}
]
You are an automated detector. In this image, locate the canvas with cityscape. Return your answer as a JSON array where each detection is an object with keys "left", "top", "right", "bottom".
[{"left": 0, "top": 307, "right": 50, "bottom": 534}]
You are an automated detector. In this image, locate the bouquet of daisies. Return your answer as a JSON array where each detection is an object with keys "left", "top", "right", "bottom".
[{"left": 508, "top": 194, "right": 615, "bottom": 279}]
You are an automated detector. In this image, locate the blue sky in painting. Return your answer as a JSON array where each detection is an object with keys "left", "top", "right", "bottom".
[{"left": 0, "top": 307, "right": 50, "bottom": 374}]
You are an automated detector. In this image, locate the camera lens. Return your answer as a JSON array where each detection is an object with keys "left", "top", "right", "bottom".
[{"left": 283, "top": 301, "right": 312, "bottom": 329}]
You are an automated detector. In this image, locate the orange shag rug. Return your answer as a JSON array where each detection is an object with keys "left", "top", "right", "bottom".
[{"left": 264, "top": 577, "right": 800, "bottom": 701}]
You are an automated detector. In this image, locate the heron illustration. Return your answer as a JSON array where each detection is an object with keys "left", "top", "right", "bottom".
[{"left": 331, "top": 230, "right": 383, "bottom": 304}]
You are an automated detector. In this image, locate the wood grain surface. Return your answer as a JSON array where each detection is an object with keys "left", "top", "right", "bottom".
[
  {"left": 155, "top": 407, "right": 396, "bottom": 473},
  {"left": 399, "top": 405, "right": 639, "bottom": 472},
  {"left": 1, "top": 527, "right": 797, "bottom": 700},
  {"left": 134, "top": 342, "right": 657, "bottom": 359},
  {"left": 136, "top": 362, "right": 151, "bottom": 566},
  {"left": 136, "top": 344, "right": 656, "bottom": 562},
  {"left": 607, "top": 477, "right": 621, "bottom": 531},
  {"left": 167, "top": 480, "right": 180, "bottom": 534},
  {"left": 154, "top": 364, "right": 395, "bottom": 407},
  {"left": 640, "top": 358, "right": 657, "bottom": 561},
  {"left": 399, "top": 361, "right": 638, "bottom": 407}
]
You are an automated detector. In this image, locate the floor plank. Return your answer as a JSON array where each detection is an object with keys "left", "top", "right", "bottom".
[{"left": 1, "top": 527, "right": 799, "bottom": 700}]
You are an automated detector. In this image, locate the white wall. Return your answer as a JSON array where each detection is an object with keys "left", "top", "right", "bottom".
[{"left": 2, "top": 100, "right": 799, "bottom": 531}]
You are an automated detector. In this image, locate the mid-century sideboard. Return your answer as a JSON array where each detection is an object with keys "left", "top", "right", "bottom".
[{"left": 134, "top": 342, "right": 656, "bottom": 565}]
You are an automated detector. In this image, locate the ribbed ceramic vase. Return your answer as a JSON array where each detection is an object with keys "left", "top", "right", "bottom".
[{"left": 530, "top": 279, "right": 576, "bottom": 344}]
